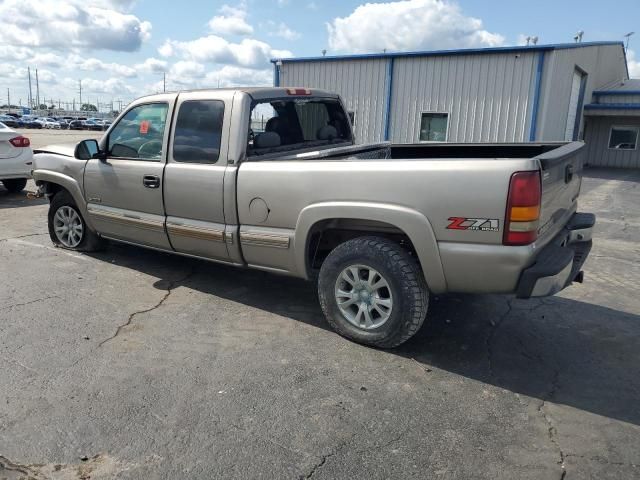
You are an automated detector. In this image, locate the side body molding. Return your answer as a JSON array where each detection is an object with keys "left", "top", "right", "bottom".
[
  {"left": 32, "top": 169, "right": 96, "bottom": 231},
  {"left": 294, "top": 202, "right": 448, "bottom": 294}
]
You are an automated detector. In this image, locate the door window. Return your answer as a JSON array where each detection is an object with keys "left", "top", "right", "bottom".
[
  {"left": 108, "top": 103, "right": 169, "bottom": 161},
  {"left": 173, "top": 100, "right": 225, "bottom": 164}
]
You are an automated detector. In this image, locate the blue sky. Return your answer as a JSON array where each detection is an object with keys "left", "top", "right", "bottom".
[{"left": 0, "top": 0, "right": 638, "bottom": 109}]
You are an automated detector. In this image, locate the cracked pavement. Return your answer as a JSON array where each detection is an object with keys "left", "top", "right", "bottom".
[{"left": 1, "top": 168, "right": 639, "bottom": 479}]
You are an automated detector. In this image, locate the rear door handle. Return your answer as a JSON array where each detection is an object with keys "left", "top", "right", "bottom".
[{"left": 143, "top": 175, "right": 160, "bottom": 189}]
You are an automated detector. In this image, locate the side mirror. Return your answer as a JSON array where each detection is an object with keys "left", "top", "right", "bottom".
[{"left": 75, "top": 139, "right": 105, "bottom": 161}]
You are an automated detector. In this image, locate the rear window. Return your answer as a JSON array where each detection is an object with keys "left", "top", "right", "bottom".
[{"left": 248, "top": 98, "right": 352, "bottom": 157}]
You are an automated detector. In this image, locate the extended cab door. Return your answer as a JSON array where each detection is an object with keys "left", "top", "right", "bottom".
[
  {"left": 163, "top": 91, "right": 232, "bottom": 261},
  {"left": 84, "top": 98, "right": 174, "bottom": 249}
]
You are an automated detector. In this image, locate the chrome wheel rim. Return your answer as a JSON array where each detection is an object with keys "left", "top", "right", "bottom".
[
  {"left": 334, "top": 264, "right": 393, "bottom": 330},
  {"left": 53, "top": 206, "right": 84, "bottom": 248}
]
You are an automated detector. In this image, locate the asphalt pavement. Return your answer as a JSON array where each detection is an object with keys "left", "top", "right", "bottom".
[{"left": 0, "top": 147, "right": 638, "bottom": 479}]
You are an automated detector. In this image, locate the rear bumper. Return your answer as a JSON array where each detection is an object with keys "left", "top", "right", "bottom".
[{"left": 516, "top": 212, "right": 595, "bottom": 298}]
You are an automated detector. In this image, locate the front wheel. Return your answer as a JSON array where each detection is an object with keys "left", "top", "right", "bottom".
[
  {"left": 318, "top": 236, "right": 429, "bottom": 348},
  {"left": 2, "top": 178, "right": 27, "bottom": 193},
  {"left": 48, "top": 191, "right": 104, "bottom": 251}
]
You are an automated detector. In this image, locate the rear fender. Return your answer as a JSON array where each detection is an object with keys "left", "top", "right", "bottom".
[{"left": 294, "top": 201, "right": 447, "bottom": 294}]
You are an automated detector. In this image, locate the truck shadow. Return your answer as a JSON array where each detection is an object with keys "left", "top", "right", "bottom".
[
  {"left": 0, "top": 185, "right": 47, "bottom": 209},
  {"left": 89, "top": 242, "right": 640, "bottom": 428}
]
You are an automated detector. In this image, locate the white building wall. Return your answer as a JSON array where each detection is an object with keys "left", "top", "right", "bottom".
[
  {"left": 279, "top": 58, "right": 388, "bottom": 143},
  {"left": 389, "top": 52, "right": 538, "bottom": 143},
  {"left": 536, "top": 44, "right": 628, "bottom": 141}
]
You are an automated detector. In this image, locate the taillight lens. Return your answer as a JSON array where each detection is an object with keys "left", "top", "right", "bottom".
[
  {"left": 503, "top": 171, "right": 541, "bottom": 246},
  {"left": 9, "top": 136, "right": 30, "bottom": 148}
]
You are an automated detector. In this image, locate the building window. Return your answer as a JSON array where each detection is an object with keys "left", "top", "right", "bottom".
[
  {"left": 608, "top": 126, "right": 639, "bottom": 150},
  {"left": 419, "top": 113, "right": 448, "bottom": 142}
]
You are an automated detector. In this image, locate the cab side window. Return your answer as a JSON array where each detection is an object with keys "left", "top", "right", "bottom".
[
  {"left": 108, "top": 103, "right": 169, "bottom": 161},
  {"left": 173, "top": 100, "right": 225, "bottom": 164}
]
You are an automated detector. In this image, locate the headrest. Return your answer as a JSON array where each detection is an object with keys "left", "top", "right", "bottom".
[
  {"left": 317, "top": 125, "right": 338, "bottom": 140},
  {"left": 254, "top": 131, "right": 281, "bottom": 149}
]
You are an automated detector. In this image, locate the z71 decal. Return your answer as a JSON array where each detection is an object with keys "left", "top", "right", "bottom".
[{"left": 447, "top": 217, "right": 500, "bottom": 232}]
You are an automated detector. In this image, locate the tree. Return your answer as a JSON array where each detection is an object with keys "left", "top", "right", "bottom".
[
  {"left": 48, "top": 105, "right": 55, "bottom": 110},
  {"left": 81, "top": 103, "right": 98, "bottom": 112},
  {"left": 39, "top": 104, "right": 47, "bottom": 110}
]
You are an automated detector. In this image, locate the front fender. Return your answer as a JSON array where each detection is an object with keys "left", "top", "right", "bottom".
[
  {"left": 294, "top": 201, "right": 447, "bottom": 294},
  {"left": 33, "top": 169, "right": 95, "bottom": 231}
]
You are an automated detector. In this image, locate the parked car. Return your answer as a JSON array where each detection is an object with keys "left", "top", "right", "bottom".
[
  {"left": 68, "top": 120, "right": 85, "bottom": 130},
  {"left": 31, "top": 87, "right": 594, "bottom": 348},
  {"left": 43, "top": 118, "right": 61, "bottom": 129},
  {"left": 0, "top": 115, "right": 23, "bottom": 128},
  {"left": 83, "top": 120, "right": 103, "bottom": 131},
  {"left": 0, "top": 122, "right": 32, "bottom": 193}
]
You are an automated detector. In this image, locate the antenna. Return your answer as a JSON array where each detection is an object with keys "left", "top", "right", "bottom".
[{"left": 624, "top": 32, "right": 635, "bottom": 52}]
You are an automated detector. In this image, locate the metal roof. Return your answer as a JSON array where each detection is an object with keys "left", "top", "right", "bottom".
[
  {"left": 584, "top": 103, "right": 640, "bottom": 110},
  {"left": 593, "top": 79, "right": 640, "bottom": 96},
  {"left": 272, "top": 41, "right": 624, "bottom": 64}
]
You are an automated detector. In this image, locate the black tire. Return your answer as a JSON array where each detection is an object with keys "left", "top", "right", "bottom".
[
  {"left": 2, "top": 178, "right": 27, "bottom": 193},
  {"left": 48, "top": 190, "right": 105, "bottom": 252},
  {"left": 318, "top": 236, "right": 429, "bottom": 348}
]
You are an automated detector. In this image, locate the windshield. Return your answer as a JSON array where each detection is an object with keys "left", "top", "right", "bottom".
[{"left": 248, "top": 97, "right": 352, "bottom": 157}]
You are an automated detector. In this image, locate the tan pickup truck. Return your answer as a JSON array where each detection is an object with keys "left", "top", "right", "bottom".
[{"left": 32, "top": 87, "right": 594, "bottom": 347}]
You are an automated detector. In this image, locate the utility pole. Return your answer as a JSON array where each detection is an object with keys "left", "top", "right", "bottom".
[
  {"left": 163, "top": 72, "right": 166, "bottom": 92},
  {"left": 35, "top": 68, "right": 40, "bottom": 109},
  {"left": 7, "top": 88, "right": 9, "bottom": 108},
  {"left": 78, "top": 80, "right": 83, "bottom": 109},
  {"left": 28, "top": 67, "right": 33, "bottom": 109}
]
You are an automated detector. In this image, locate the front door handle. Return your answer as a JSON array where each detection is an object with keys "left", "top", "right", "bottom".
[{"left": 143, "top": 175, "right": 160, "bottom": 189}]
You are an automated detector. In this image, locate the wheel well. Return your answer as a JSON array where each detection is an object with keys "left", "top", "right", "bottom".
[
  {"left": 36, "top": 181, "right": 67, "bottom": 202},
  {"left": 306, "top": 218, "right": 419, "bottom": 273}
]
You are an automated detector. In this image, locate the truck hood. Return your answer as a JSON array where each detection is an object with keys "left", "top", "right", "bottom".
[{"left": 33, "top": 143, "right": 76, "bottom": 157}]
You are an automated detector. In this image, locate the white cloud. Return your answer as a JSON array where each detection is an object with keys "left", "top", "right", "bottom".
[
  {"left": 29, "top": 53, "right": 66, "bottom": 68},
  {"left": 0, "top": 0, "right": 151, "bottom": 52},
  {"left": 205, "top": 66, "right": 272, "bottom": 87},
  {"left": 628, "top": 50, "right": 640, "bottom": 78},
  {"left": 170, "top": 61, "right": 206, "bottom": 84},
  {"left": 71, "top": 56, "right": 138, "bottom": 78},
  {"left": 266, "top": 21, "right": 301, "bottom": 41},
  {"left": 159, "top": 36, "right": 292, "bottom": 69},
  {"left": 327, "top": 0, "right": 504, "bottom": 53},
  {"left": 136, "top": 57, "right": 168, "bottom": 74},
  {"left": 78, "top": 77, "right": 135, "bottom": 94},
  {"left": 208, "top": 3, "right": 253, "bottom": 36}
]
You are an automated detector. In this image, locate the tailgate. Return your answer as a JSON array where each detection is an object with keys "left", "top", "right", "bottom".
[{"left": 535, "top": 142, "right": 585, "bottom": 243}]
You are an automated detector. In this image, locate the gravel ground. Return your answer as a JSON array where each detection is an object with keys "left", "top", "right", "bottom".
[{"left": 0, "top": 163, "right": 638, "bottom": 480}]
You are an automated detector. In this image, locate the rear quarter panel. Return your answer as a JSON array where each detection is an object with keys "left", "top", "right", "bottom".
[{"left": 236, "top": 157, "right": 538, "bottom": 291}]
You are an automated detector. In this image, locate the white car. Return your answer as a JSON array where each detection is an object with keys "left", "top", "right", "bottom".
[
  {"left": 43, "top": 118, "right": 61, "bottom": 129},
  {"left": 0, "top": 122, "right": 33, "bottom": 193}
]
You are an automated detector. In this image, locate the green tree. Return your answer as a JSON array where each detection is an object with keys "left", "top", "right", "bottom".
[
  {"left": 39, "top": 103, "right": 47, "bottom": 110},
  {"left": 81, "top": 103, "right": 98, "bottom": 112}
]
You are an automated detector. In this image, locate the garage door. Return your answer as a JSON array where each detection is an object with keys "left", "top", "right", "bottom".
[{"left": 565, "top": 70, "right": 583, "bottom": 141}]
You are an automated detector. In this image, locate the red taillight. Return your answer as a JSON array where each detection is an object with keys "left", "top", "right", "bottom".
[
  {"left": 9, "top": 136, "right": 30, "bottom": 148},
  {"left": 286, "top": 88, "right": 312, "bottom": 95},
  {"left": 503, "top": 171, "right": 541, "bottom": 246}
]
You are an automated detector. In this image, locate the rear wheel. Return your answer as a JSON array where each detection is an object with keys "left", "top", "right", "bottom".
[
  {"left": 318, "top": 236, "right": 429, "bottom": 348},
  {"left": 48, "top": 191, "right": 104, "bottom": 251},
  {"left": 2, "top": 178, "right": 27, "bottom": 193}
]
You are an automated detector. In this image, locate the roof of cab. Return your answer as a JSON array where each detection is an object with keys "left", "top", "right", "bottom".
[{"left": 135, "top": 87, "right": 339, "bottom": 103}]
